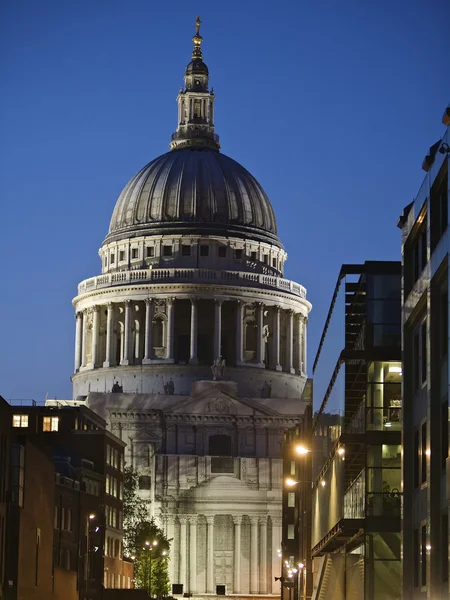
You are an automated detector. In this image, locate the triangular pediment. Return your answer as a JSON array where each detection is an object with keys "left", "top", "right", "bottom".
[{"left": 165, "top": 382, "right": 280, "bottom": 416}]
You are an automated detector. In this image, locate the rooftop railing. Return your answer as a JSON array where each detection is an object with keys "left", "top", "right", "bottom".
[{"left": 78, "top": 267, "right": 307, "bottom": 299}]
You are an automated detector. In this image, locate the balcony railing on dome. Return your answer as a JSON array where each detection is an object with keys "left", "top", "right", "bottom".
[{"left": 77, "top": 268, "right": 307, "bottom": 299}]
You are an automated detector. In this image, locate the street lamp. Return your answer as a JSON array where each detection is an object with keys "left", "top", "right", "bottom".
[
  {"left": 295, "top": 445, "right": 310, "bottom": 455},
  {"left": 85, "top": 513, "right": 96, "bottom": 597},
  {"left": 144, "top": 540, "right": 159, "bottom": 597}
]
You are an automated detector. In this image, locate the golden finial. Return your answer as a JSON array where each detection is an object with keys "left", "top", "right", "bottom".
[{"left": 192, "top": 15, "right": 203, "bottom": 59}]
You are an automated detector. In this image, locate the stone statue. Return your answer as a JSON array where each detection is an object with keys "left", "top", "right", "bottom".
[
  {"left": 262, "top": 323, "right": 270, "bottom": 363},
  {"left": 111, "top": 381, "right": 123, "bottom": 393},
  {"left": 261, "top": 381, "right": 272, "bottom": 398},
  {"left": 164, "top": 378, "right": 175, "bottom": 395},
  {"left": 211, "top": 357, "right": 226, "bottom": 381}
]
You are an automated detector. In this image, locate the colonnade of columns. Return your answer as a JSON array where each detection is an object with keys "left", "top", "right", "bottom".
[
  {"left": 165, "top": 513, "right": 282, "bottom": 595},
  {"left": 74, "top": 298, "right": 308, "bottom": 376}
]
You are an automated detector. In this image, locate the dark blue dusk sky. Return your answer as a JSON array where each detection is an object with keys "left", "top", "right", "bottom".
[{"left": 0, "top": 0, "right": 448, "bottom": 401}]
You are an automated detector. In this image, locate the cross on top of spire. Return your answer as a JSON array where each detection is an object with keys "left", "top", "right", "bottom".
[{"left": 192, "top": 15, "right": 203, "bottom": 59}]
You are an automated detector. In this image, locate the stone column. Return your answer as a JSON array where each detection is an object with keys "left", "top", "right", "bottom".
[
  {"left": 301, "top": 316, "right": 308, "bottom": 375},
  {"left": 255, "top": 302, "right": 265, "bottom": 367},
  {"left": 189, "top": 298, "right": 199, "bottom": 364},
  {"left": 214, "top": 300, "right": 222, "bottom": 358},
  {"left": 296, "top": 314, "right": 302, "bottom": 374},
  {"left": 233, "top": 516, "right": 242, "bottom": 594},
  {"left": 178, "top": 515, "right": 188, "bottom": 591},
  {"left": 271, "top": 516, "right": 282, "bottom": 594},
  {"left": 166, "top": 515, "right": 175, "bottom": 584},
  {"left": 91, "top": 305, "right": 100, "bottom": 368},
  {"left": 166, "top": 298, "right": 175, "bottom": 361},
  {"left": 273, "top": 306, "right": 282, "bottom": 371},
  {"left": 236, "top": 301, "right": 244, "bottom": 365},
  {"left": 286, "top": 309, "right": 295, "bottom": 374},
  {"left": 206, "top": 515, "right": 215, "bottom": 593},
  {"left": 259, "top": 517, "right": 268, "bottom": 594},
  {"left": 188, "top": 515, "right": 198, "bottom": 593},
  {"left": 143, "top": 299, "right": 153, "bottom": 364},
  {"left": 74, "top": 311, "right": 83, "bottom": 372},
  {"left": 121, "top": 300, "right": 132, "bottom": 365},
  {"left": 81, "top": 309, "right": 88, "bottom": 367},
  {"left": 250, "top": 516, "right": 259, "bottom": 594},
  {"left": 103, "top": 303, "right": 115, "bottom": 368}
]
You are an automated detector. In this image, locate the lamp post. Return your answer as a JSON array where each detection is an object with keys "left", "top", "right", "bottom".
[
  {"left": 144, "top": 539, "right": 159, "bottom": 597},
  {"left": 85, "top": 513, "right": 95, "bottom": 598}
]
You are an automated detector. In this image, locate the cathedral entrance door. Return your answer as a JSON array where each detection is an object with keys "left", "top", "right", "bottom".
[{"left": 214, "top": 550, "right": 233, "bottom": 592}]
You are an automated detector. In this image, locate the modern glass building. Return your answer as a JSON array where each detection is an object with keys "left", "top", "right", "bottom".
[
  {"left": 398, "top": 106, "right": 449, "bottom": 599},
  {"left": 310, "top": 261, "right": 402, "bottom": 600}
]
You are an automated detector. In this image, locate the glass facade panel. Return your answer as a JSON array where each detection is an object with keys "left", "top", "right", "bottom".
[
  {"left": 366, "top": 533, "right": 401, "bottom": 599},
  {"left": 366, "top": 361, "right": 402, "bottom": 431}
]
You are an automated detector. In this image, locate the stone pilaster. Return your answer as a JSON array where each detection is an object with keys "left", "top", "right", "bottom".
[
  {"left": 214, "top": 299, "right": 222, "bottom": 358},
  {"left": 271, "top": 516, "right": 282, "bottom": 594},
  {"left": 103, "top": 302, "right": 115, "bottom": 367},
  {"left": 178, "top": 515, "right": 188, "bottom": 591},
  {"left": 233, "top": 515, "right": 242, "bottom": 594},
  {"left": 121, "top": 300, "right": 132, "bottom": 365},
  {"left": 81, "top": 309, "right": 88, "bottom": 367},
  {"left": 74, "top": 311, "right": 83, "bottom": 372},
  {"left": 255, "top": 302, "right": 265, "bottom": 367},
  {"left": 286, "top": 309, "right": 295, "bottom": 374},
  {"left": 206, "top": 515, "right": 215, "bottom": 593},
  {"left": 273, "top": 306, "right": 282, "bottom": 371},
  {"left": 259, "top": 516, "right": 268, "bottom": 594},
  {"left": 250, "top": 516, "right": 259, "bottom": 594},
  {"left": 188, "top": 515, "right": 198, "bottom": 593},
  {"left": 166, "top": 298, "right": 175, "bottom": 361},
  {"left": 91, "top": 305, "right": 100, "bottom": 368},
  {"left": 236, "top": 300, "right": 244, "bottom": 365},
  {"left": 189, "top": 298, "right": 199, "bottom": 364},
  {"left": 142, "top": 298, "right": 153, "bottom": 364}
]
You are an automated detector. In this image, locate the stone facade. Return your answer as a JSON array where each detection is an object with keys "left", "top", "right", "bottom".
[{"left": 70, "top": 18, "right": 312, "bottom": 599}]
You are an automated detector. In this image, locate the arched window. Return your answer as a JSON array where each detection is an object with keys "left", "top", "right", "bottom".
[{"left": 209, "top": 434, "right": 232, "bottom": 456}]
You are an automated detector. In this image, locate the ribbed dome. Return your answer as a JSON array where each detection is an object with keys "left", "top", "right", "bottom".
[{"left": 105, "top": 148, "right": 280, "bottom": 246}]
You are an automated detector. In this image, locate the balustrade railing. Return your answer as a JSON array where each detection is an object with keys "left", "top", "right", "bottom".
[{"left": 78, "top": 268, "right": 307, "bottom": 298}]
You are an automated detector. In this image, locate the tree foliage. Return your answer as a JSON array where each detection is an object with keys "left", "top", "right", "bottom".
[{"left": 123, "top": 466, "right": 171, "bottom": 596}]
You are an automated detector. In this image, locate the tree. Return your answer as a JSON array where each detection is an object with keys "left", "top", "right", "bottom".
[{"left": 123, "top": 466, "right": 171, "bottom": 596}]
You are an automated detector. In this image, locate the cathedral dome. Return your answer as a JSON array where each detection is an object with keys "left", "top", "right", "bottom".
[{"left": 105, "top": 147, "right": 280, "bottom": 246}]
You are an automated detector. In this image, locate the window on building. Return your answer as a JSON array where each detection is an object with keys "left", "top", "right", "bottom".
[
  {"left": 200, "top": 245, "right": 209, "bottom": 257},
  {"left": 146, "top": 246, "right": 155, "bottom": 258},
  {"left": 119, "top": 250, "right": 125, "bottom": 261},
  {"left": 287, "top": 524, "right": 295, "bottom": 539},
  {"left": 54, "top": 506, "right": 59, "bottom": 529},
  {"left": 421, "top": 525, "right": 427, "bottom": 586},
  {"left": 263, "top": 254, "right": 268, "bottom": 264},
  {"left": 139, "top": 475, "right": 151, "bottom": 490},
  {"left": 405, "top": 218, "right": 427, "bottom": 295},
  {"left": 430, "top": 164, "right": 448, "bottom": 251},
  {"left": 131, "top": 248, "right": 138, "bottom": 259},
  {"left": 290, "top": 461, "right": 296, "bottom": 476},
  {"left": 182, "top": 245, "right": 191, "bottom": 256},
  {"left": 250, "top": 251, "right": 257, "bottom": 261},
  {"left": 110, "top": 253, "right": 115, "bottom": 264},
  {"left": 288, "top": 492, "right": 295, "bottom": 507},
  {"left": 413, "top": 319, "right": 427, "bottom": 390},
  {"left": 66, "top": 509, "right": 72, "bottom": 531},
  {"left": 218, "top": 246, "right": 227, "bottom": 258},
  {"left": 106, "top": 474, "right": 110, "bottom": 495},
  {"left": 209, "top": 434, "right": 232, "bottom": 456},
  {"left": 413, "top": 529, "right": 419, "bottom": 587},
  {"left": 11, "top": 444, "right": 24, "bottom": 507},
  {"left": 414, "top": 430, "right": 419, "bottom": 488},
  {"left": 43, "top": 416, "right": 59, "bottom": 432},
  {"left": 272, "top": 257, "right": 277, "bottom": 268},
  {"left": 194, "top": 100, "right": 201, "bottom": 118},
  {"left": 163, "top": 245, "right": 172, "bottom": 257},
  {"left": 234, "top": 249, "right": 243, "bottom": 260},
  {"left": 12, "top": 414, "right": 28, "bottom": 428},
  {"left": 421, "top": 422, "right": 427, "bottom": 485},
  {"left": 119, "top": 481, "right": 123, "bottom": 500},
  {"left": 104, "top": 256, "right": 108, "bottom": 267}
]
